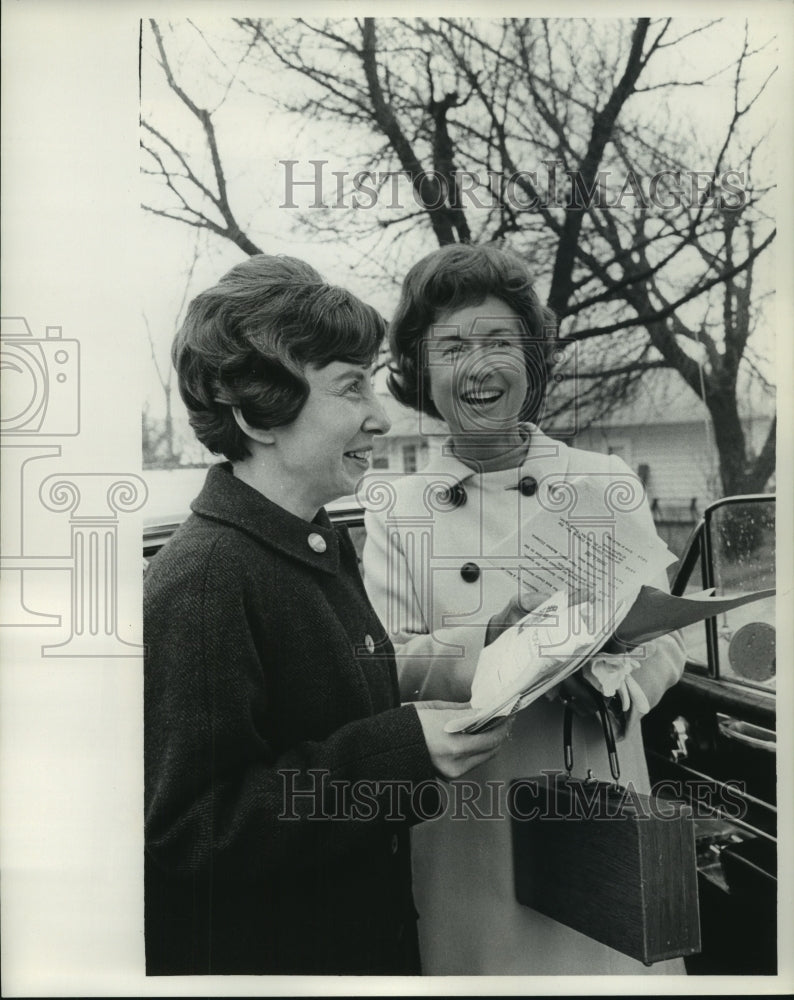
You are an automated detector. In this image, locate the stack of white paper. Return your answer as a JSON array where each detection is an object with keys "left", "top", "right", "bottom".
[{"left": 445, "top": 475, "right": 774, "bottom": 734}]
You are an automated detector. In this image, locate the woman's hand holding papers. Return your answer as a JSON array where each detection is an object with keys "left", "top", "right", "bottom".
[
  {"left": 484, "top": 592, "right": 544, "bottom": 648},
  {"left": 414, "top": 700, "right": 510, "bottom": 778}
]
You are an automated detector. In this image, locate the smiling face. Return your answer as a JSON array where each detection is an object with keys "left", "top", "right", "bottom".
[
  {"left": 264, "top": 361, "right": 390, "bottom": 518},
  {"left": 425, "top": 295, "right": 530, "bottom": 454}
]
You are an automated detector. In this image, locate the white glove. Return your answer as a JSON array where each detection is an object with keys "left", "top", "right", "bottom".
[{"left": 582, "top": 654, "right": 650, "bottom": 717}]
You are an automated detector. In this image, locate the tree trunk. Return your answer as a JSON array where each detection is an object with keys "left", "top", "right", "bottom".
[
  {"left": 706, "top": 392, "right": 774, "bottom": 496},
  {"left": 164, "top": 383, "right": 176, "bottom": 465}
]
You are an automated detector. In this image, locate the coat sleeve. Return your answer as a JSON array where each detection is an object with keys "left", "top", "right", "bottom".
[
  {"left": 604, "top": 454, "right": 686, "bottom": 717},
  {"left": 626, "top": 630, "right": 686, "bottom": 712},
  {"left": 362, "top": 507, "right": 484, "bottom": 703},
  {"left": 144, "top": 535, "right": 439, "bottom": 882}
]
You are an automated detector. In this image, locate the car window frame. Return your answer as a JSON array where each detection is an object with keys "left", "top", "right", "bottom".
[{"left": 672, "top": 493, "right": 775, "bottom": 694}]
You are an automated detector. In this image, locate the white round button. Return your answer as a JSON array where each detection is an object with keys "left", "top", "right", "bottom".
[
  {"left": 364, "top": 634, "right": 375, "bottom": 653},
  {"left": 307, "top": 533, "right": 327, "bottom": 553}
]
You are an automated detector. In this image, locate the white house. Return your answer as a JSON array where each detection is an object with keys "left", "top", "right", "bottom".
[
  {"left": 563, "top": 371, "right": 774, "bottom": 516},
  {"left": 372, "top": 369, "right": 775, "bottom": 517}
]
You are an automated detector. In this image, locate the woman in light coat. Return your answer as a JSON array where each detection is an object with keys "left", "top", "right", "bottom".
[{"left": 361, "top": 244, "right": 686, "bottom": 975}]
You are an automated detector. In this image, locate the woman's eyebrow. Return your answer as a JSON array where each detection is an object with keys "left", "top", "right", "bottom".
[
  {"left": 437, "top": 325, "right": 518, "bottom": 340},
  {"left": 329, "top": 365, "right": 370, "bottom": 383},
  {"left": 483, "top": 325, "right": 518, "bottom": 335}
]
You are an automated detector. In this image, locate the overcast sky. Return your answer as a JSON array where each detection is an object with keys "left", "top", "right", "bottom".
[{"left": 139, "top": 14, "right": 781, "bottom": 421}]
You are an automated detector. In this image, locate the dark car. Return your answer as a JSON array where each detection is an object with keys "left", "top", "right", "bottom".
[
  {"left": 143, "top": 491, "right": 777, "bottom": 975},
  {"left": 642, "top": 494, "right": 776, "bottom": 975}
]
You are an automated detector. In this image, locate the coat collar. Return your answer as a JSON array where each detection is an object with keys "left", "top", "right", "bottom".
[
  {"left": 427, "top": 423, "right": 572, "bottom": 486},
  {"left": 190, "top": 463, "right": 340, "bottom": 575}
]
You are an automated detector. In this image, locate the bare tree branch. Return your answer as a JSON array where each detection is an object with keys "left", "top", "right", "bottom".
[{"left": 141, "top": 15, "right": 777, "bottom": 492}]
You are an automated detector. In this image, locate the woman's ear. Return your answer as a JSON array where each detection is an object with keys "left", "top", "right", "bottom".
[{"left": 232, "top": 406, "right": 276, "bottom": 445}]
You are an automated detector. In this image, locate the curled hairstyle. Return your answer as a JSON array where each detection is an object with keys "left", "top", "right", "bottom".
[
  {"left": 172, "top": 254, "right": 386, "bottom": 461},
  {"left": 388, "top": 244, "right": 558, "bottom": 424}
]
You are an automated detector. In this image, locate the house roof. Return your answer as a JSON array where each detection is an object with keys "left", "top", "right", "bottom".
[
  {"left": 563, "top": 368, "right": 775, "bottom": 429},
  {"left": 374, "top": 365, "right": 774, "bottom": 439}
]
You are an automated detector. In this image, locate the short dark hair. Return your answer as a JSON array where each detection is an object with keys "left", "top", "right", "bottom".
[
  {"left": 172, "top": 254, "right": 387, "bottom": 461},
  {"left": 388, "top": 244, "right": 557, "bottom": 423}
]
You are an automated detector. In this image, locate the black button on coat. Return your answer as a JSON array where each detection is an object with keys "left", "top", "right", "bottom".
[{"left": 144, "top": 463, "right": 436, "bottom": 975}]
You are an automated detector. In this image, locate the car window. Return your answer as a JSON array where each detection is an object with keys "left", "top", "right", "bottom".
[
  {"left": 708, "top": 500, "right": 775, "bottom": 690},
  {"left": 670, "top": 497, "right": 775, "bottom": 691}
]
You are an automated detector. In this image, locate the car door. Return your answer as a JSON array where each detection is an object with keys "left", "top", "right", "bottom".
[{"left": 642, "top": 495, "right": 776, "bottom": 975}]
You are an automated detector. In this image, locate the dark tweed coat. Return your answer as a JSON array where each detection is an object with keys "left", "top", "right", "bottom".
[{"left": 144, "top": 463, "right": 437, "bottom": 975}]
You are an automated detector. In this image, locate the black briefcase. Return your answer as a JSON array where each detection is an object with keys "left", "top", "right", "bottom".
[{"left": 510, "top": 697, "right": 701, "bottom": 966}]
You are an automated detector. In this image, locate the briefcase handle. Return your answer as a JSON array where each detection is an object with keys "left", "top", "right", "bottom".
[{"left": 563, "top": 691, "right": 621, "bottom": 789}]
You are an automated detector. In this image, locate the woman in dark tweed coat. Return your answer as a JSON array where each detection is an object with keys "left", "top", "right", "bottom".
[{"left": 143, "top": 254, "right": 507, "bottom": 976}]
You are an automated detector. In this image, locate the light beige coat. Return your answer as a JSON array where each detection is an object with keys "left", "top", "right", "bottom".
[{"left": 361, "top": 426, "right": 686, "bottom": 975}]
